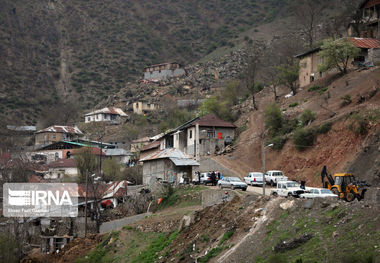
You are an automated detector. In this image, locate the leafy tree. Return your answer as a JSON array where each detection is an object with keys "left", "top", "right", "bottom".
[
  {"left": 318, "top": 39, "right": 360, "bottom": 74},
  {"left": 293, "top": 128, "right": 316, "bottom": 151},
  {"left": 74, "top": 147, "right": 98, "bottom": 183},
  {"left": 264, "top": 103, "right": 283, "bottom": 136},
  {"left": 198, "top": 96, "right": 234, "bottom": 121},
  {"left": 102, "top": 158, "right": 120, "bottom": 182},
  {"left": 276, "top": 58, "right": 299, "bottom": 95}
]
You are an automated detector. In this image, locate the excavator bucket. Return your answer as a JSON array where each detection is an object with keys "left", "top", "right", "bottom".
[{"left": 321, "top": 166, "right": 334, "bottom": 188}]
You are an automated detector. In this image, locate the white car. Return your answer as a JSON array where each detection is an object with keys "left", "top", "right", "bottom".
[
  {"left": 265, "top": 170, "right": 288, "bottom": 186},
  {"left": 271, "top": 181, "right": 305, "bottom": 197},
  {"left": 218, "top": 177, "right": 247, "bottom": 191},
  {"left": 244, "top": 172, "right": 265, "bottom": 186},
  {"left": 300, "top": 188, "right": 338, "bottom": 199}
]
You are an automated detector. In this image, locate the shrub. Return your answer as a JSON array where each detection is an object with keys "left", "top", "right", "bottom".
[
  {"left": 308, "top": 85, "right": 320, "bottom": 92},
  {"left": 299, "top": 109, "right": 316, "bottom": 126},
  {"left": 269, "top": 136, "right": 287, "bottom": 150},
  {"left": 293, "top": 128, "right": 317, "bottom": 151},
  {"left": 317, "top": 122, "right": 332, "bottom": 134},
  {"left": 348, "top": 113, "right": 368, "bottom": 135},
  {"left": 340, "top": 94, "right": 352, "bottom": 106},
  {"left": 268, "top": 254, "right": 288, "bottom": 263},
  {"left": 289, "top": 102, "right": 298, "bottom": 108}
]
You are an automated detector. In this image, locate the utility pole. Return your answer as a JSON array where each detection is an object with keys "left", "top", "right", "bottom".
[
  {"left": 261, "top": 130, "right": 266, "bottom": 196},
  {"left": 84, "top": 170, "right": 88, "bottom": 238}
]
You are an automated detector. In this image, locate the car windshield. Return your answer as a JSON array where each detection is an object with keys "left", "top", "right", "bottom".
[
  {"left": 321, "top": 189, "right": 333, "bottom": 194},
  {"left": 274, "top": 172, "right": 283, "bottom": 176},
  {"left": 286, "top": 182, "right": 300, "bottom": 187},
  {"left": 229, "top": 177, "right": 242, "bottom": 182}
]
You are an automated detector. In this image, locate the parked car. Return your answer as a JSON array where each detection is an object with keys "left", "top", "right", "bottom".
[
  {"left": 200, "top": 172, "right": 213, "bottom": 185},
  {"left": 265, "top": 170, "right": 288, "bottom": 186},
  {"left": 244, "top": 172, "right": 264, "bottom": 186},
  {"left": 300, "top": 188, "right": 338, "bottom": 199},
  {"left": 218, "top": 177, "right": 247, "bottom": 191},
  {"left": 270, "top": 181, "right": 305, "bottom": 197}
]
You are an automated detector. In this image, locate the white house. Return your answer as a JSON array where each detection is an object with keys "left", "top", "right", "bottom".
[
  {"left": 84, "top": 107, "right": 128, "bottom": 124},
  {"left": 46, "top": 158, "right": 78, "bottom": 180}
]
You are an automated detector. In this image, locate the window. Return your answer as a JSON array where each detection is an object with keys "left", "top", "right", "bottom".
[
  {"left": 207, "top": 130, "right": 214, "bottom": 138},
  {"left": 189, "top": 130, "right": 192, "bottom": 139}
]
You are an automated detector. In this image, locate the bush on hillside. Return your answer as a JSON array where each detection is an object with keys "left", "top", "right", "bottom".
[
  {"left": 269, "top": 136, "right": 287, "bottom": 150},
  {"left": 293, "top": 128, "right": 317, "bottom": 151},
  {"left": 299, "top": 109, "right": 315, "bottom": 126},
  {"left": 289, "top": 102, "right": 298, "bottom": 108},
  {"left": 317, "top": 122, "right": 332, "bottom": 134}
]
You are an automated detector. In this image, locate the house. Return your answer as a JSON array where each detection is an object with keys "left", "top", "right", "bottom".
[
  {"left": 133, "top": 101, "right": 157, "bottom": 115},
  {"left": 46, "top": 158, "right": 78, "bottom": 180},
  {"left": 157, "top": 115, "right": 236, "bottom": 160},
  {"left": 84, "top": 107, "right": 128, "bottom": 124},
  {"left": 101, "top": 180, "right": 128, "bottom": 208},
  {"left": 130, "top": 137, "right": 151, "bottom": 153},
  {"left": 295, "top": 37, "right": 380, "bottom": 88},
  {"left": 35, "top": 125, "right": 84, "bottom": 146},
  {"left": 31, "top": 141, "right": 105, "bottom": 164},
  {"left": 347, "top": 0, "right": 380, "bottom": 38},
  {"left": 139, "top": 148, "right": 199, "bottom": 186},
  {"left": 144, "top": 62, "right": 186, "bottom": 81}
]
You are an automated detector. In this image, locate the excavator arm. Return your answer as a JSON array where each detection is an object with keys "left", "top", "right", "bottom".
[{"left": 321, "top": 166, "right": 334, "bottom": 188}]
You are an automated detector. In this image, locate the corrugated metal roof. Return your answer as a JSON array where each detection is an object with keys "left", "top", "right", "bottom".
[
  {"left": 347, "top": 37, "right": 380, "bottom": 49},
  {"left": 103, "top": 148, "right": 132, "bottom": 156},
  {"left": 85, "top": 107, "right": 127, "bottom": 117},
  {"left": 36, "top": 125, "right": 83, "bottom": 135},
  {"left": 140, "top": 148, "right": 199, "bottom": 166},
  {"left": 170, "top": 157, "right": 199, "bottom": 166},
  {"left": 141, "top": 141, "right": 160, "bottom": 152},
  {"left": 192, "top": 114, "right": 236, "bottom": 128}
]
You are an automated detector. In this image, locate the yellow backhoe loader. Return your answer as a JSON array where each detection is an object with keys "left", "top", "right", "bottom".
[{"left": 321, "top": 166, "right": 369, "bottom": 202}]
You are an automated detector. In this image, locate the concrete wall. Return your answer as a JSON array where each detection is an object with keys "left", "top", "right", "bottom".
[
  {"left": 201, "top": 189, "right": 236, "bottom": 208},
  {"left": 144, "top": 68, "right": 185, "bottom": 81},
  {"left": 369, "top": 48, "right": 380, "bottom": 63},
  {"left": 35, "top": 132, "right": 78, "bottom": 145},
  {"left": 85, "top": 113, "right": 121, "bottom": 123}
]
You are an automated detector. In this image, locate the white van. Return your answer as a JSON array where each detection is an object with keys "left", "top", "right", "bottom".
[{"left": 244, "top": 172, "right": 265, "bottom": 186}]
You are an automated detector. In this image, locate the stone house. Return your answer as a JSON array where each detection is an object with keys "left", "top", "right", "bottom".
[
  {"left": 157, "top": 115, "right": 236, "bottom": 160},
  {"left": 103, "top": 148, "right": 132, "bottom": 165},
  {"left": 140, "top": 148, "right": 199, "bottom": 186},
  {"left": 347, "top": 0, "right": 380, "bottom": 38},
  {"left": 35, "top": 125, "right": 84, "bottom": 146},
  {"left": 296, "top": 37, "right": 380, "bottom": 88},
  {"left": 84, "top": 107, "right": 128, "bottom": 124},
  {"left": 130, "top": 137, "right": 151, "bottom": 153},
  {"left": 144, "top": 62, "right": 185, "bottom": 81},
  {"left": 133, "top": 101, "right": 157, "bottom": 115}
]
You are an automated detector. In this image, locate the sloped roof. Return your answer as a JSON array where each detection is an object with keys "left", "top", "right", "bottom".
[
  {"left": 48, "top": 158, "right": 77, "bottom": 168},
  {"left": 191, "top": 114, "right": 236, "bottom": 128},
  {"left": 102, "top": 181, "right": 128, "bottom": 199},
  {"left": 347, "top": 37, "right": 380, "bottom": 49},
  {"left": 85, "top": 107, "right": 127, "bottom": 117},
  {"left": 141, "top": 141, "right": 160, "bottom": 152},
  {"left": 140, "top": 148, "right": 199, "bottom": 166},
  {"left": 36, "top": 125, "right": 83, "bottom": 135}
]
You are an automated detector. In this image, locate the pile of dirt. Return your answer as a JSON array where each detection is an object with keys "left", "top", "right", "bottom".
[
  {"left": 24, "top": 234, "right": 103, "bottom": 263},
  {"left": 157, "top": 194, "right": 266, "bottom": 263}
]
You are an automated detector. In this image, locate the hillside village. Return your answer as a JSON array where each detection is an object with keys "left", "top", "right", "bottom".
[{"left": 0, "top": 0, "right": 380, "bottom": 262}]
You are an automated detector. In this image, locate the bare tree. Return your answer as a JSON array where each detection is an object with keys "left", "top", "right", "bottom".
[
  {"left": 293, "top": 0, "right": 325, "bottom": 48},
  {"left": 245, "top": 40, "right": 267, "bottom": 110}
]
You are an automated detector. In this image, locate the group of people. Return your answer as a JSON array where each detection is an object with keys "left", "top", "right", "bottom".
[
  {"left": 209, "top": 171, "right": 222, "bottom": 186},
  {"left": 195, "top": 171, "right": 223, "bottom": 186}
]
